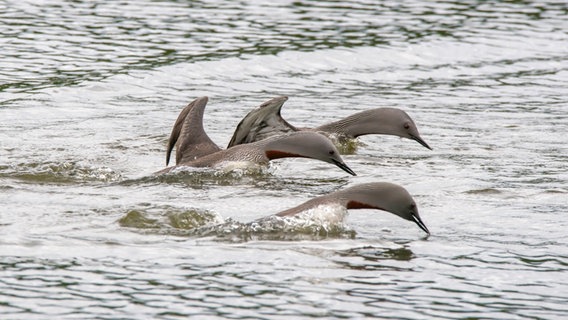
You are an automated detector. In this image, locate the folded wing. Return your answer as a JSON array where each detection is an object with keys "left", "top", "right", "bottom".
[{"left": 166, "top": 97, "right": 221, "bottom": 166}]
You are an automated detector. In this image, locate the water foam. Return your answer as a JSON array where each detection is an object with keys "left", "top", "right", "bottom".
[
  {"left": 224, "top": 203, "right": 353, "bottom": 240},
  {"left": 4, "top": 161, "right": 122, "bottom": 184},
  {"left": 120, "top": 203, "right": 355, "bottom": 241}
]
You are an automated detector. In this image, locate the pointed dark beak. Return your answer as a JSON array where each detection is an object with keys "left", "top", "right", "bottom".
[
  {"left": 331, "top": 159, "right": 357, "bottom": 176},
  {"left": 411, "top": 213, "right": 430, "bottom": 235},
  {"left": 410, "top": 134, "right": 432, "bottom": 150}
]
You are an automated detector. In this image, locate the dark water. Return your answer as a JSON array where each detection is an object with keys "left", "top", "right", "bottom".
[{"left": 1, "top": 1, "right": 568, "bottom": 319}]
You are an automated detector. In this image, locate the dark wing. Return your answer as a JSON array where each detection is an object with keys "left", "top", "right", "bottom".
[
  {"left": 165, "top": 97, "right": 221, "bottom": 166},
  {"left": 227, "top": 96, "right": 297, "bottom": 148}
]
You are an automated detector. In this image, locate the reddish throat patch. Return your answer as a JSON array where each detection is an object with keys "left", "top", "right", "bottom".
[
  {"left": 347, "top": 200, "right": 380, "bottom": 210},
  {"left": 266, "top": 150, "right": 303, "bottom": 159}
]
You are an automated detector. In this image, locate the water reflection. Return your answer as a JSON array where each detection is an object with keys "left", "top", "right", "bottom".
[{"left": 3, "top": 0, "right": 566, "bottom": 97}]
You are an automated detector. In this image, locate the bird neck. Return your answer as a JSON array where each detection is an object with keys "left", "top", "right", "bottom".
[
  {"left": 263, "top": 136, "right": 305, "bottom": 160},
  {"left": 315, "top": 109, "right": 391, "bottom": 138}
]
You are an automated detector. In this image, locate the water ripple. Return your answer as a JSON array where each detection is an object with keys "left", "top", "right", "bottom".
[
  {"left": 2, "top": 0, "right": 566, "bottom": 98},
  {"left": 0, "top": 161, "right": 122, "bottom": 184},
  {"left": 2, "top": 0, "right": 568, "bottom": 319}
]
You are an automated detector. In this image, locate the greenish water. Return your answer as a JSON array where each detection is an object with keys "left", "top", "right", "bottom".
[{"left": 1, "top": 1, "right": 568, "bottom": 319}]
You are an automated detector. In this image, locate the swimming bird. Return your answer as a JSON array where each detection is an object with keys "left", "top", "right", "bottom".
[
  {"left": 159, "top": 97, "right": 356, "bottom": 176},
  {"left": 227, "top": 96, "right": 432, "bottom": 151},
  {"left": 274, "top": 182, "right": 430, "bottom": 234}
]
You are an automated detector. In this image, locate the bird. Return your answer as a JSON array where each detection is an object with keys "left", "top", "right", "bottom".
[
  {"left": 227, "top": 96, "right": 432, "bottom": 151},
  {"left": 158, "top": 97, "right": 357, "bottom": 176},
  {"left": 272, "top": 182, "right": 430, "bottom": 234}
]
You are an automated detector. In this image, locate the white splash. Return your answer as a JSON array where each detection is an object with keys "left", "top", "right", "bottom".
[
  {"left": 247, "top": 203, "right": 350, "bottom": 237},
  {"left": 289, "top": 203, "right": 349, "bottom": 227},
  {"left": 216, "top": 160, "right": 264, "bottom": 172}
]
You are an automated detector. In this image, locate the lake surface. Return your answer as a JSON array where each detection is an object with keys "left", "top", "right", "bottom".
[{"left": 1, "top": 0, "right": 567, "bottom": 319}]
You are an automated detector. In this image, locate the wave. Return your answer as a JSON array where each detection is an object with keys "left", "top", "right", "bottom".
[
  {"left": 118, "top": 203, "right": 356, "bottom": 242},
  {"left": 0, "top": 161, "right": 122, "bottom": 184}
]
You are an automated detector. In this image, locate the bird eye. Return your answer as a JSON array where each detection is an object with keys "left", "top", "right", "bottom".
[
  {"left": 329, "top": 150, "right": 335, "bottom": 155},
  {"left": 404, "top": 123, "right": 410, "bottom": 129}
]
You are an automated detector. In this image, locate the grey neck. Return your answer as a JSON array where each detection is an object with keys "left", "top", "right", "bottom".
[{"left": 314, "top": 109, "right": 391, "bottom": 138}]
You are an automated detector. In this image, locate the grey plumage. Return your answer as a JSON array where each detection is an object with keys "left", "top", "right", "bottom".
[
  {"left": 227, "top": 96, "right": 296, "bottom": 147},
  {"left": 275, "top": 182, "right": 430, "bottom": 234},
  {"left": 227, "top": 96, "right": 432, "bottom": 150},
  {"left": 158, "top": 97, "right": 356, "bottom": 176},
  {"left": 166, "top": 97, "right": 221, "bottom": 166}
]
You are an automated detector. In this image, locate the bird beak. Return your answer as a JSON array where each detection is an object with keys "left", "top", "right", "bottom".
[
  {"left": 331, "top": 159, "right": 357, "bottom": 176},
  {"left": 411, "top": 213, "right": 430, "bottom": 235},
  {"left": 410, "top": 134, "right": 433, "bottom": 150}
]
